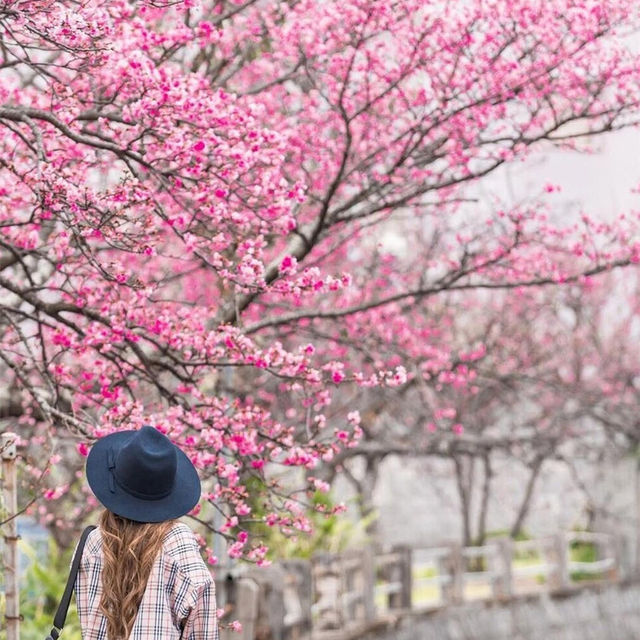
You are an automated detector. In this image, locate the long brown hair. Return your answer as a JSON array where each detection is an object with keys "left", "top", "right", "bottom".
[{"left": 98, "top": 509, "right": 176, "bottom": 639}]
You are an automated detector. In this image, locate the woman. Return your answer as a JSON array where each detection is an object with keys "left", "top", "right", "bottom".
[{"left": 77, "top": 425, "right": 219, "bottom": 639}]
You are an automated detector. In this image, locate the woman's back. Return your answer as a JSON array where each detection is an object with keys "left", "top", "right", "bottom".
[{"left": 76, "top": 520, "right": 217, "bottom": 640}]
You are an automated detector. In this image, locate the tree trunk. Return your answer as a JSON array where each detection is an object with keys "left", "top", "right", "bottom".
[
  {"left": 476, "top": 453, "right": 493, "bottom": 546},
  {"left": 338, "top": 454, "right": 381, "bottom": 537},
  {"left": 454, "top": 455, "right": 474, "bottom": 547},
  {"left": 360, "top": 455, "right": 381, "bottom": 536},
  {"left": 510, "top": 456, "right": 544, "bottom": 539}
]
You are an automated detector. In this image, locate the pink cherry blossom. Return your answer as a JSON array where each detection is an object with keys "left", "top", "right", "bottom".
[{"left": 1, "top": 0, "right": 640, "bottom": 561}]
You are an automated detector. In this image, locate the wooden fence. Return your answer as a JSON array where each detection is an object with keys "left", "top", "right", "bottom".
[
  {"left": 0, "top": 427, "right": 626, "bottom": 640},
  {"left": 216, "top": 531, "right": 625, "bottom": 640}
]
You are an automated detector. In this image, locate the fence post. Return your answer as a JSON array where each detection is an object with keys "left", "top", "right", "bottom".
[
  {"left": 219, "top": 578, "right": 259, "bottom": 640},
  {"left": 360, "top": 546, "right": 376, "bottom": 621},
  {"left": 400, "top": 545, "right": 413, "bottom": 610},
  {"left": 312, "top": 553, "right": 342, "bottom": 630},
  {"left": 494, "top": 538, "right": 513, "bottom": 599},
  {"left": 442, "top": 544, "right": 464, "bottom": 605},
  {"left": 1, "top": 433, "right": 19, "bottom": 640},
  {"left": 280, "top": 559, "right": 313, "bottom": 638},
  {"left": 388, "top": 545, "right": 412, "bottom": 610},
  {"left": 550, "top": 533, "right": 570, "bottom": 591},
  {"left": 612, "top": 533, "right": 625, "bottom": 581}
]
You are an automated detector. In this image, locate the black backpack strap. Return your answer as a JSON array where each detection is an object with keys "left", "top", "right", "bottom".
[{"left": 46, "top": 525, "right": 97, "bottom": 640}]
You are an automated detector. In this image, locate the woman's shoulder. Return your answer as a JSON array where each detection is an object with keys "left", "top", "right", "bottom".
[
  {"left": 84, "top": 525, "right": 103, "bottom": 555},
  {"left": 163, "top": 521, "right": 200, "bottom": 548},
  {"left": 163, "top": 521, "right": 212, "bottom": 583},
  {"left": 84, "top": 520, "right": 198, "bottom": 553},
  {"left": 162, "top": 521, "right": 205, "bottom": 560}
]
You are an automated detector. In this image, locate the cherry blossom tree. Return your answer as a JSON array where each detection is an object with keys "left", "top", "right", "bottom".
[
  {"left": 1, "top": 0, "right": 640, "bottom": 555},
  {"left": 320, "top": 273, "right": 640, "bottom": 545}
]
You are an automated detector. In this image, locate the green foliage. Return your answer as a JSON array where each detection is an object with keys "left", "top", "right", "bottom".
[
  {"left": 569, "top": 538, "right": 600, "bottom": 582},
  {"left": 570, "top": 540, "right": 597, "bottom": 563},
  {"left": 250, "top": 486, "right": 377, "bottom": 560},
  {"left": 272, "top": 494, "right": 376, "bottom": 559},
  {"left": 9, "top": 537, "right": 83, "bottom": 640},
  {"left": 484, "top": 529, "right": 532, "bottom": 543}
]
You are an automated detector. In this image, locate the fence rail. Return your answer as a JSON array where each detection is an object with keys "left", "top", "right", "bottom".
[{"left": 215, "top": 530, "right": 625, "bottom": 640}]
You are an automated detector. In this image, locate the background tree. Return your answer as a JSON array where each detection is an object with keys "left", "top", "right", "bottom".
[
  {"left": 1, "top": 0, "right": 640, "bottom": 554},
  {"left": 320, "top": 272, "right": 640, "bottom": 545}
]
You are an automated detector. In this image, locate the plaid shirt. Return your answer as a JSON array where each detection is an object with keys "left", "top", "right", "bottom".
[{"left": 75, "top": 522, "right": 219, "bottom": 640}]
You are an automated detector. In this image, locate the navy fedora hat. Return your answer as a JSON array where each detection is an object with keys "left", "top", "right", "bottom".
[{"left": 86, "top": 425, "right": 201, "bottom": 523}]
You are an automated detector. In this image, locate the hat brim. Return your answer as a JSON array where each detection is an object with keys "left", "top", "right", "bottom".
[{"left": 86, "top": 430, "right": 201, "bottom": 523}]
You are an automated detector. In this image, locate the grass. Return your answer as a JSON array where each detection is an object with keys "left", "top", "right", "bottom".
[
  {"left": 569, "top": 539, "right": 603, "bottom": 582},
  {"left": 412, "top": 565, "right": 440, "bottom": 605}
]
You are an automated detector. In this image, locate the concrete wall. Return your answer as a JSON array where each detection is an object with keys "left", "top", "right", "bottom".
[{"left": 383, "top": 582, "right": 640, "bottom": 640}]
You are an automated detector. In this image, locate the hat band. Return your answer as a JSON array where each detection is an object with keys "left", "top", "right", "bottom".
[{"left": 114, "top": 472, "right": 175, "bottom": 500}]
